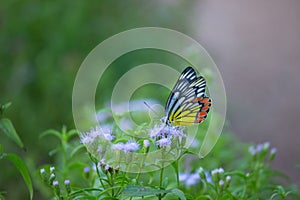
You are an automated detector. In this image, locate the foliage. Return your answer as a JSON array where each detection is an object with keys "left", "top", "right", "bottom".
[
  {"left": 0, "top": 102, "right": 299, "bottom": 199},
  {"left": 0, "top": 1, "right": 197, "bottom": 197},
  {"left": 0, "top": 103, "right": 33, "bottom": 200}
]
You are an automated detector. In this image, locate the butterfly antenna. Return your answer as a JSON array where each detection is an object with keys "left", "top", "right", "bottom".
[{"left": 144, "top": 101, "right": 160, "bottom": 117}]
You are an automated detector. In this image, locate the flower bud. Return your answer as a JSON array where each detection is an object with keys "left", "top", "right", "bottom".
[
  {"left": 143, "top": 140, "right": 150, "bottom": 148},
  {"left": 198, "top": 167, "right": 206, "bottom": 180},
  {"left": 270, "top": 148, "right": 277, "bottom": 161},
  {"left": 64, "top": 179, "right": 71, "bottom": 194},
  {"left": 53, "top": 180, "right": 60, "bottom": 197},
  {"left": 211, "top": 169, "right": 219, "bottom": 183},
  {"left": 49, "top": 173, "right": 56, "bottom": 184},
  {"left": 40, "top": 168, "right": 48, "bottom": 182},
  {"left": 219, "top": 180, "right": 225, "bottom": 190},
  {"left": 50, "top": 166, "right": 55, "bottom": 173},
  {"left": 224, "top": 175, "right": 231, "bottom": 189}
]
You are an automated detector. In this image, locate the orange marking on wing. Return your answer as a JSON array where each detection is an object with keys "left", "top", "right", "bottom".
[
  {"left": 193, "top": 97, "right": 211, "bottom": 124},
  {"left": 195, "top": 117, "right": 205, "bottom": 123},
  {"left": 200, "top": 112, "right": 207, "bottom": 117}
]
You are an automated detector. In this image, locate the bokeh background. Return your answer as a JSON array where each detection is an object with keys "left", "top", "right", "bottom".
[{"left": 0, "top": 0, "right": 299, "bottom": 198}]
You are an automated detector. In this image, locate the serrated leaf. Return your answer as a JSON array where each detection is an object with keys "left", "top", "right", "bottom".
[
  {"left": 3, "top": 153, "right": 33, "bottom": 199},
  {"left": 0, "top": 118, "right": 24, "bottom": 148},
  {"left": 122, "top": 185, "right": 170, "bottom": 197},
  {"left": 171, "top": 188, "right": 186, "bottom": 200}
]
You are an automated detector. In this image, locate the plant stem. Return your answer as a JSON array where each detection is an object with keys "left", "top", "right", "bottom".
[
  {"left": 175, "top": 160, "right": 180, "bottom": 188},
  {"left": 95, "top": 162, "right": 106, "bottom": 190},
  {"left": 158, "top": 150, "right": 165, "bottom": 200}
]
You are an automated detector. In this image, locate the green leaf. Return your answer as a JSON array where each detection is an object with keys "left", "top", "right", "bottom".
[
  {"left": 122, "top": 185, "right": 170, "bottom": 197},
  {"left": 39, "top": 129, "right": 62, "bottom": 140},
  {"left": 66, "top": 129, "right": 79, "bottom": 140},
  {"left": 2, "top": 153, "right": 33, "bottom": 199},
  {"left": 71, "top": 144, "right": 85, "bottom": 157},
  {"left": 171, "top": 188, "right": 186, "bottom": 200},
  {"left": 0, "top": 144, "right": 2, "bottom": 154},
  {"left": 0, "top": 118, "right": 24, "bottom": 149},
  {"left": 195, "top": 195, "right": 212, "bottom": 200},
  {"left": 0, "top": 102, "right": 11, "bottom": 115}
]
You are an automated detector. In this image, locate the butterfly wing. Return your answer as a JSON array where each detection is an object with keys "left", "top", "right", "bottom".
[{"left": 165, "top": 66, "right": 211, "bottom": 126}]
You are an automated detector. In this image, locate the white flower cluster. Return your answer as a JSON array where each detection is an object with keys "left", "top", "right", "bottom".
[
  {"left": 179, "top": 168, "right": 212, "bottom": 186},
  {"left": 149, "top": 124, "right": 185, "bottom": 148},
  {"left": 248, "top": 142, "right": 276, "bottom": 156},
  {"left": 111, "top": 140, "right": 140, "bottom": 153},
  {"left": 80, "top": 125, "right": 115, "bottom": 145}
]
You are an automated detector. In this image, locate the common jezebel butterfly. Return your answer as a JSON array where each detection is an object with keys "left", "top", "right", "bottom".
[{"left": 163, "top": 66, "right": 211, "bottom": 126}]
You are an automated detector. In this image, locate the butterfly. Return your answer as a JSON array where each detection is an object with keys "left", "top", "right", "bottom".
[{"left": 163, "top": 66, "right": 211, "bottom": 126}]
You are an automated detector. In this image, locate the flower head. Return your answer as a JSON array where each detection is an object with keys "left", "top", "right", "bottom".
[
  {"left": 53, "top": 180, "right": 59, "bottom": 186},
  {"left": 156, "top": 137, "right": 172, "bottom": 148},
  {"left": 143, "top": 140, "right": 150, "bottom": 147},
  {"left": 179, "top": 172, "right": 200, "bottom": 186},
  {"left": 50, "top": 166, "right": 55, "bottom": 172},
  {"left": 149, "top": 123, "right": 186, "bottom": 139},
  {"left": 124, "top": 141, "right": 140, "bottom": 152},
  {"left": 111, "top": 142, "right": 125, "bottom": 151},
  {"left": 111, "top": 140, "right": 140, "bottom": 153},
  {"left": 64, "top": 180, "right": 70, "bottom": 185},
  {"left": 80, "top": 125, "right": 115, "bottom": 145},
  {"left": 40, "top": 168, "right": 45, "bottom": 174},
  {"left": 270, "top": 147, "right": 277, "bottom": 154},
  {"left": 84, "top": 167, "right": 90, "bottom": 173}
]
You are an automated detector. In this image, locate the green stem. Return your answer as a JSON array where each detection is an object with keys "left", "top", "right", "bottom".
[
  {"left": 136, "top": 150, "right": 148, "bottom": 184},
  {"left": 158, "top": 150, "right": 165, "bottom": 200},
  {"left": 95, "top": 162, "right": 106, "bottom": 190},
  {"left": 175, "top": 160, "right": 180, "bottom": 188}
]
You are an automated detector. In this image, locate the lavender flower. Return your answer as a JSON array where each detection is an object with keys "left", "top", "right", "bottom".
[
  {"left": 156, "top": 137, "right": 172, "bottom": 148},
  {"left": 143, "top": 140, "right": 150, "bottom": 147},
  {"left": 111, "top": 140, "right": 140, "bottom": 153},
  {"left": 53, "top": 180, "right": 59, "bottom": 186},
  {"left": 84, "top": 167, "right": 90, "bottom": 173},
  {"left": 64, "top": 179, "right": 71, "bottom": 194},
  {"left": 179, "top": 172, "right": 200, "bottom": 186},
  {"left": 256, "top": 143, "right": 263, "bottom": 152},
  {"left": 80, "top": 125, "right": 115, "bottom": 145},
  {"left": 219, "top": 180, "right": 224, "bottom": 186},
  {"left": 270, "top": 147, "right": 277, "bottom": 161},
  {"left": 124, "top": 141, "right": 140, "bottom": 152},
  {"left": 249, "top": 145, "right": 257, "bottom": 155},
  {"left": 111, "top": 142, "right": 125, "bottom": 151},
  {"left": 186, "top": 173, "right": 200, "bottom": 185},
  {"left": 270, "top": 147, "right": 277, "bottom": 154},
  {"left": 263, "top": 142, "right": 270, "bottom": 150},
  {"left": 149, "top": 124, "right": 185, "bottom": 141}
]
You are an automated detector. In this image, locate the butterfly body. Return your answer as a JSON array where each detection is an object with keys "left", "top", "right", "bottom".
[{"left": 164, "top": 66, "right": 211, "bottom": 126}]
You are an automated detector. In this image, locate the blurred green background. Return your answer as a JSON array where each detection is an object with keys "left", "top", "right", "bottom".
[
  {"left": 1, "top": 0, "right": 300, "bottom": 199},
  {"left": 0, "top": 0, "right": 196, "bottom": 198}
]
